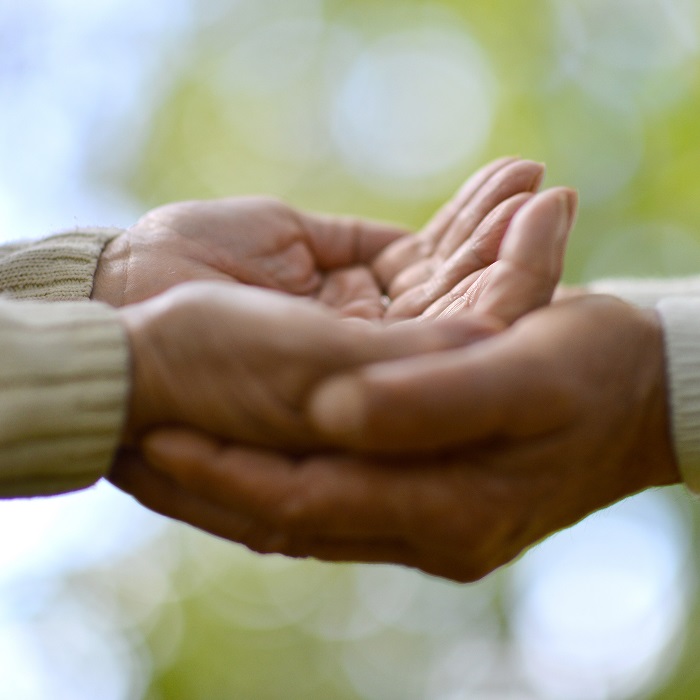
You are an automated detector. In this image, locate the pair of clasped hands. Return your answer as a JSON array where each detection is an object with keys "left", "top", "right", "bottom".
[{"left": 99, "top": 158, "right": 678, "bottom": 583}]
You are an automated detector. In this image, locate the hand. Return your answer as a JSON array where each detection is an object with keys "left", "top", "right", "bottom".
[
  {"left": 118, "top": 281, "right": 493, "bottom": 450},
  {"left": 376, "top": 157, "right": 553, "bottom": 322},
  {"left": 133, "top": 296, "right": 680, "bottom": 582},
  {"left": 112, "top": 174, "right": 578, "bottom": 558},
  {"left": 92, "top": 197, "right": 404, "bottom": 318},
  {"left": 91, "top": 158, "right": 547, "bottom": 321}
]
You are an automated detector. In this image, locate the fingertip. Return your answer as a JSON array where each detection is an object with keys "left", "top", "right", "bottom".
[
  {"left": 504, "top": 186, "right": 576, "bottom": 250},
  {"left": 502, "top": 159, "right": 546, "bottom": 194},
  {"left": 308, "top": 376, "right": 366, "bottom": 441}
]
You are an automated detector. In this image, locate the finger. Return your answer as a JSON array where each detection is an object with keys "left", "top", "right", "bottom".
[
  {"left": 469, "top": 187, "right": 578, "bottom": 324},
  {"left": 142, "top": 431, "right": 423, "bottom": 563},
  {"left": 418, "top": 156, "right": 519, "bottom": 246},
  {"left": 192, "top": 281, "right": 496, "bottom": 385},
  {"left": 110, "top": 445, "right": 294, "bottom": 549},
  {"left": 300, "top": 212, "right": 409, "bottom": 269},
  {"left": 116, "top": 445, "right": 414, "bottom": 561},
  {"left": 386, "top": 193, "right": 533, "bottom": 319},
  {"left": 491, "top": 187, "right": 577, "bottom": 287},
  {"left": 143, "top": 429, "right": 412, "bottom": 538},
  {"left": 435, "top": 159, "right": 546, "bottom": 259},
  {"left": 385, "top": 160, "right": 545, "bottom": 298},
  {"left": 371, "top": 157, "right": 517, "bottom": 286},
  {"left": 306, "top": 307, "right": 502, "bottom": 375},
  {"left": 143, "top": 430, "right": 517, "bottom": 578},
  {"left": 307, "top": 317, "right": 573, "bottom": 452},
  {"left": 422, "top": 188, "right": 577, "bottom": 322},
  {"left": 286, "top": 538, "right": 420, "bottom": 567},
  {"left": 347, "top": 315, "right": 504, "bottom": 370}
]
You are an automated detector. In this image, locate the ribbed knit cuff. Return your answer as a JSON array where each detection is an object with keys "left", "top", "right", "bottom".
[
  {"left": 656, "top": 297, "right": 700, "bottom": 493},
  {"left": 591, "top": 276, "right": 700, "bottom": 308},
  {"left": 0, "top": 299, "right": 129, "bottom": 498},
  {"left": 0, "top": 228, "right": 122, "bottom": 301}
]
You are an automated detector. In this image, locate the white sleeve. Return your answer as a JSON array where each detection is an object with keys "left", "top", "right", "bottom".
[{"left": 590, "top": 275, "right": 700, "bottom": 308}]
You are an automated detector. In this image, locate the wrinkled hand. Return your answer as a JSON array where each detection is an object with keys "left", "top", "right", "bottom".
[
  {"left": 111, "top": 157, "right": 579, "bottom": 555},
  {"left": 377, "top": 157, "right": 562, "bottom": 323},
  {"left": 118, "top": 281, "right": 491, "bottom": 450},
  {"left": 135, "top": 296, "right": 680, "bottom": 582},
  {"left": 92, "top": 196, "right": 404, "bottom": 318},
  {"left": 92, "top": 158, "right": 547, "bottom": 321}
]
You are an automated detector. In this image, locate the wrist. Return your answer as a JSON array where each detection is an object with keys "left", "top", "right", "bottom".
[
  {"left": 634, "top": 307, "right": 681, "bottom": 488},
  {"left": 91, "top": 233, "right": 130, "bottom": 306},
  {"left": 118, "top": 298, "right": 166, "bottom": 442}
]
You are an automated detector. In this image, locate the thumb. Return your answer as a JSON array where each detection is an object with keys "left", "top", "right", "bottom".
[{"left": 307, "top": 321, "right": 516, "bottom": 453}]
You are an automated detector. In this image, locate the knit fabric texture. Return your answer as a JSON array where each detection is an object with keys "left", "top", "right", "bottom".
[
  {"left": 0, "top": 228, "right": 129, "bottom": 497},
  {"left": 657, "top": 297, "right": 700, "bottom": 493},
  {"left": 0, "top": 228, "right": 121, "bottom": 300}
]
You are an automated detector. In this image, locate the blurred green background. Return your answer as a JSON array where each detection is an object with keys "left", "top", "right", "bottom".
[{"left": 2, "top": 0, "right": 700, "bottom": 698}]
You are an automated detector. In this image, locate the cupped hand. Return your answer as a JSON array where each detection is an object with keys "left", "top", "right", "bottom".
[
  {"left": 135, "top": 296, "right": 680, "bottom": 582},
  {"left": 92, "top": 197, "right": 404, "bottom": 318},
  {"left": 92, "top": 158, "right": 547, "bottom": 322},
  {"left": 119, "top": 281, "right": 495, "bottom": 451},
  {"left": 376, "top": 157, "right": 550, "bottom": 320}
]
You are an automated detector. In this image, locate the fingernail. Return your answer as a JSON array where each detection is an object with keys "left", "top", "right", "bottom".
[
  {"left": 561, "top": 188, "right": 578, "bottom": 233},
  {"left": 530, "top": 162, "right": 547, "bottom": 190},
  {"left": 308, "top": 376, "right": 365, "bottom": 437},
  {"left": 553, "top": 188, "right": 577, "bottom": 243}
]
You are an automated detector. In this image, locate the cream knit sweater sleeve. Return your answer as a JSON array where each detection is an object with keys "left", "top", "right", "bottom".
[
  {"left": 655, "top": 298, "right": 700, "bottom": 493},
  {"left": 0, "top": 228, "right": 122, "bottom": 300},
  {"left": 0, "top": 229, "right": 129, "bottom": 498},
  {"left": 589, "top": 275, "right": 700, "bottom": 307}
]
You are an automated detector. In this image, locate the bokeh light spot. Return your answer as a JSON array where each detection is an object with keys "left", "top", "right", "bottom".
[{"left": 331, "top": 26, "right": 495, "bottom": 198}]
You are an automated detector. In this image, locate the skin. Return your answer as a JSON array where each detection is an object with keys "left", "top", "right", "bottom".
[
  {"left": 135, "top": 296, "right": 680, "bottom": 583},
  {"left": 98, "top": 156, "right": 560, "bottom": 454},
  {"left": 92, "top": 194, "right": 407, "bottom": 318},
  {"left": 118, "top": 281, "right": 495, "bottom": 450},
  {"left": 92, "top": 157, "right": 546, "bottom": 317},
  {"left": 109, "top": 182, "right": 582, "bottom": 580},
  {"left": 114, "top": 179, "right": 575, "bottom": 451}
]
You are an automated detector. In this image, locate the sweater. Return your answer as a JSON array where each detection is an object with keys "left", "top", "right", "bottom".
[{"left": 0, "top": 230, "right": 129, "bottom": 497}]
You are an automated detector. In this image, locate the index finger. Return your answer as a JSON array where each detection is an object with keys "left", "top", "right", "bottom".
[{"left": 307, "top": 317, "right": 573, "bottom": 452}]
